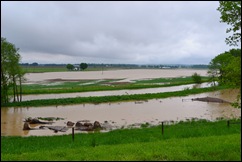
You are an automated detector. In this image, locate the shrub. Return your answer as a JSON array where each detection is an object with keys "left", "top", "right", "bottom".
[{"left": 192, "top": 72, "right": 202, "bottom": 84}]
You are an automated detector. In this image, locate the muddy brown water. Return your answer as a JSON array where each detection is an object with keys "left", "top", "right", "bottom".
[
  {"left": 1, "top": 89, "right": 240, "bottom": 137},
  {"left": 21, "top": 69, "right": 210, "bottom": 101},
  {"left": 21, "top": 82, "right": 214, "bottom": 101},
  {"left": 24, "top": 69, "right": 209, "bottom": 83}
]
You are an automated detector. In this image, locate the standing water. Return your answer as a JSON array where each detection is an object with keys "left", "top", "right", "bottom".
[{"left": 1, "top": 89, "right": 240, "bottom": 136}]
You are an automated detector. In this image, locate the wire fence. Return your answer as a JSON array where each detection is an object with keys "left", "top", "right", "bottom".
[
  {"left": 70, "top": 119, "right": 241, "bottom": 141},
  {"left": 227, "top": 120, "right": 241, "bottom": 127},
  {"left": 159, "top": 119, "right": 241, "bottom": 136}
]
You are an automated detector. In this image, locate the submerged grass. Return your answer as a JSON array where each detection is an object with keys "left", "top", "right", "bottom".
[
  {"left": 1, "top": 119, "right": 240, "bottom": 161},
  {"left": 134, "top": 76, "right": 209, "bottom": 84},
  {"left": 20, "top": 76, "right": 210, "bottom": 95},
  {"left": 2, "top": 85, "right": 231, "bottom": 107}
]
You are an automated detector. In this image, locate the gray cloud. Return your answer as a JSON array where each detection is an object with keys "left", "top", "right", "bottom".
[{"left": 1, "top": 1, "right": 239, "bottom": 64}]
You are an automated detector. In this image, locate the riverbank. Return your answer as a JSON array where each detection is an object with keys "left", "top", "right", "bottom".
[{"left": 1, "top": 118, "right": 241, "bottom": 161}]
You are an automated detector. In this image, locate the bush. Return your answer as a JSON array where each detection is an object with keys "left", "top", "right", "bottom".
[{"left": 192, "top": 72, "right": 202, "bottom": 84}]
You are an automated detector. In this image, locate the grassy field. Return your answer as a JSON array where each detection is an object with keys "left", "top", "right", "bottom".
[
  {"left": 21, "top": 65, "right": 129, "bottom": 73},
  {"left": 1, "top": 119, "right": 241, "bottom": 161},
  {"left": 22, "top": 66, "right": 68, "bottom": 73}
]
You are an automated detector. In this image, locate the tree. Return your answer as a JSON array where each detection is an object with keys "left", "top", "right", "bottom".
[
  {"left": 208, "top": 49, "right": 240, "bottom": 85},
  {"left": 192, "top": 72, "right": 202, "bottom": 84},
  {"left": 31, "top": 62, "right": 38, "bottom": 66},
  {"left": 223, "top": 56, "right": 241, "bottom": 87},
  {"left": 80, "top": 63, "right": 88, "bottom": 70},
  {"left": 217, "top": 1, "right": 241, "bottom": 46},
  {"left": 66, "top": 64, "right": 74, "bottom": 71},
  {"left": 1, "top": 37, "right": 25, "bottom": 105},
  {"left": 225, "top": 55, "right": 241, "bottom": 108},
  {"left": 216, "top": 1, "right": 241, "bottom": 108},
  {"left": 208, "top": 50, "right": 234, "bottom": 85},
  {"left": 208, "top": 49, "right": 241, "bottom": 108}
]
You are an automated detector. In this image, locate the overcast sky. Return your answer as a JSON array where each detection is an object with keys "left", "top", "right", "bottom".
[{"left": 1, "top": 1, "right": 239, "bottom": 65}]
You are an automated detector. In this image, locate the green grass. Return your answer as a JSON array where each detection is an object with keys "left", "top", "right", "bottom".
[
  {"left": 2, "top": 85, "right": 231, "bottom": 107},
  {"left": 21, "top": 65, "right": 129, "bottom": 73},
  {"left": 22, "top": 66, "right": 68, "bottom": 73},
  {"left": 1, "top": 119, "right": 241, "bottom": 161}
]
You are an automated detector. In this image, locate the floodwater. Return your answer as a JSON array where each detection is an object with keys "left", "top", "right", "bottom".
[
  {"left": 21, "top": 82, "right": 214, "bottom": 101},
  {"left": 24, "top": 69, "right": 208, "bottom": 83},
  {"left": 1, "top": 89, "right": 240, "bottom": 137},
  {"left": 21, "top": 69, "right": 210, "bottom": 101}
]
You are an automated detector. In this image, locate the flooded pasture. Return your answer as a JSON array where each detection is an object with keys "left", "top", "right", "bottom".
[
  {"left": 24, "top": 69, "right": 208, "bottom": 83},
  {"left": 1, "top": 89, "right": 240, "bottom": 137},
  {"left": 21, "top": 68, "right": 210, "bottom": 101},
  {"left": 21, "top": 82, "right": 214, "bottom": 101},
  {"left": 1, "top": 69, "right": 240, "bottom": 136}
]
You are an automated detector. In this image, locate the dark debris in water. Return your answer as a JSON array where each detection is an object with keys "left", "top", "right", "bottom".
[{"left": 37, "top": 117, "right": 65, "bottom": 121}]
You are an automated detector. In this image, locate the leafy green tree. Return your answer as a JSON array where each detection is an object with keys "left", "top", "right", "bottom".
[
  {"left": 192, "top": 72, "right": 202, "bottom": 84},
  {"left": 80, "top": 63, "right": 88, "bottom": 70},
  {"left": 217, "top": 1, "right": 241, "bottom": 46},
  {"left": 208, "top": 49, "right": 241, "bottom": 108},
  {"left": 208, "top": 50, "right": 234, "bottom": 85},
  {"left": 66, "top": 64, "right": 74, "bottom": 71},
  {"left": 208, "top": 49, "right": 240, "bottom": 85},
  {"left": 1, "top": 37, "right": 25, "bottom": 105},
  {"left": 223, "top": 56, "right": 241, "bottom": 86},
  {"left": 226, "top": 55, "right": 241, "bottom": 108},
  {"left": 217, "top": 1, "right": 241, "bottom": 108}
]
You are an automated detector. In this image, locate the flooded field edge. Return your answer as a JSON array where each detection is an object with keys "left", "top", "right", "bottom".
[{"left": 1, "top": 89, "right": 240, "bottom": 137}]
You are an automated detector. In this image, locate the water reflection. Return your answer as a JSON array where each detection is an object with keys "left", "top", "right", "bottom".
[{"left": 1, "top": 89, "right": 240, "bottom": 137}]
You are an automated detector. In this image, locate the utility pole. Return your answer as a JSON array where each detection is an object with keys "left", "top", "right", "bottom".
[{"left": 102, "top": 63, "right": 103, "bottom": 75}]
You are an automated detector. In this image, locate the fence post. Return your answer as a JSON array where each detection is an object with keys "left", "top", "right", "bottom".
[
  {"left": 161, "top": 122, "right": 164, "bottom": 135},
  {"left": 227, "top": 120, "right": 230, "bottom": 127},
  {"left": 72, "top": 127, "right": 74, "bottom": 141}
]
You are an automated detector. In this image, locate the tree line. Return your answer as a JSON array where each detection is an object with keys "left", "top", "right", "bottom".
[
  {"left": 1, "top": 37, "right": 25, "bottom": 105},
  {"left": 66, "top": 63, "right": 88, "bottom": 71}
]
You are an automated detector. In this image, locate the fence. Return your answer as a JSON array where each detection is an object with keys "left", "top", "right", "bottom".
[
  {"left": 159, "top": 119, "right": 241, "bottom": 136},
  {"left": 70, "top": 119, "right": 240, "bottom": 141},
  {"left": 227, "top": 120, "right": 241, "bottom": 127}
]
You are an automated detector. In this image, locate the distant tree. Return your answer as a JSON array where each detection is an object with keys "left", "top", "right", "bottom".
[
  {"left": 192, "top": 72, "right": 202, "bottom": 84},
  {"left": 1, "top": 37, "right": 25, "bottom": 105},
  {"left": 217, "top": 1, "right": 241, "bottom": 46},
  {"left": 191, "top": 64, "right": 208, "bottom": 69},
  {"left": 21, "top": 63, "right": 29, "bottom": 66},
  {"left": 31, "top": 62, "right": 38, "bottom": 66},
  {"left": 80, "top": 63, "right": 88, "bottom": 70},
  {"left": 66, "top": 64, "right": 74, "bottom": 71}
]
